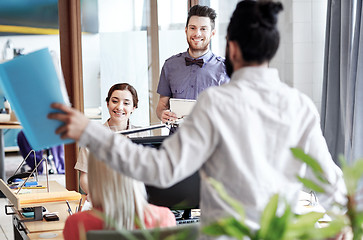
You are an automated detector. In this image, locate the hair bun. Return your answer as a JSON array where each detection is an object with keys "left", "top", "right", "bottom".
[{"left": 258, "top": 1, "right": 283, "bottom": 29}]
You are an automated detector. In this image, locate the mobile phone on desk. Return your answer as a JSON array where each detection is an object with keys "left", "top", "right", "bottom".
[{"left": 43, "top": 213, "right": 59, "bottom": 221}]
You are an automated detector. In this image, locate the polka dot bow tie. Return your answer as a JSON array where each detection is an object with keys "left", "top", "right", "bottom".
[{"left": 185, "top": 57, "right": 204, "bottom": 68}]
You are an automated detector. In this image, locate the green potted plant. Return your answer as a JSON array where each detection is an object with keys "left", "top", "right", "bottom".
[
  {"left": 202, "top": 178, "right": 343, "bottom": 240},
  {"left": 203, "top": 148, "right": 363, "bottom": 240},
  {"left": 291, "top": 148, "right": 363, "bottom": 240}
]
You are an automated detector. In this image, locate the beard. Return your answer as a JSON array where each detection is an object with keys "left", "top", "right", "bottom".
[
  {"left": 187, "top": 38, "right": 210, "bottom": 53},
  {"left": 225, "top": 44, "right": 234, "bottom": 78}
]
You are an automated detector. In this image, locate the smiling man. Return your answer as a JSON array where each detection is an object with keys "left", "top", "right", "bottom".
[{"left": 156, "top": 5, "right": 229, "bottom": 125}]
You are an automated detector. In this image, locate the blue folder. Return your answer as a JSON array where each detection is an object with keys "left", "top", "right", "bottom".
[{"left": 0, "top": 48, "right": 74, "bottom": 150}]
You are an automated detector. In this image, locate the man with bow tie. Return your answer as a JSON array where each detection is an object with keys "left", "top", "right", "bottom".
[{"left": 156, "top": 5, "right": 229, "bottom": 125}]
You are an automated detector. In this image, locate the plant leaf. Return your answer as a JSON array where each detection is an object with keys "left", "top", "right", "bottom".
[
  {"left": 355, "top": 212, "right": 363, "bottom": 227},
  {"left": 271, "top": 203, "right": 292, "bottom": 240},
  {"left": 258, "top": 194, "right": 279, "bottom": 238},
  {"left": 338, "top": 154, "right": 347, "bottom": 168},
  {"left": 164, "top": 227, "right": 198, "bottom": 240},
  {"left": 222, "top": 218, "right": 250, "bottom": 239},
  {"left": 284, "top": 212, "right": 324, "bottom": 239},
  {"left": 297, "top": 176, "right": 325, "bottom": 193},
  {"left": 208, "top": 177, "right": 245, "bottom": 218},
  {"left": 341, "top": 159, "right": 363, "bottom": 195},
  {"left": 291, "top": 148, "right": 329, "bottom": 184},
  {"left": 291, "top": 148, "right": 323, "bottom": 173},
  {"left": 202, "top": 222, "right": 228, "bottom": 236},
  {"left": 311, "top": 217, "right": 346, "bottom": 239},
  {"left": 202, "top": 217, "right": 250, "bottom": 239}
]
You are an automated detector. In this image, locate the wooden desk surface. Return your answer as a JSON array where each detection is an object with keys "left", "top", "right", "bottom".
[
  {"left": 27, "top": 230, "right": 63, "bottom": 240},
  {"left": 3, "top": 180, "right": 82, "bottom": 240},
  {"left": 0, "top": 180, "right": 80, "bottom": 209},
  {"left": 20, "top": 200, "right": 79, "bottom": 233},
  {"left": 9, "top": 181, "right": 80, "bottom": 233}
]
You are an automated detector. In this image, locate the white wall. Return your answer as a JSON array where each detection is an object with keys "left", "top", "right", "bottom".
[
  {"left": 99, "top": 31, "right": 150, "bottom": 126},
  {"left": 0, "top": 35, "right": 60, "bottom": 61},
  {"left": 81, "top": 34, "right": 101, "bottom": 109},
  {"left": 270, "top": 0, "right": 327, "bottom": 113},
  {"left": 95, "top": 0, "right": 150, "bottom": 127}
]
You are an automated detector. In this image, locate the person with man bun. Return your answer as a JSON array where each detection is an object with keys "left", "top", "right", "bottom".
[{"left": 50, "top": 1, "right": 345, "bottom": 237}]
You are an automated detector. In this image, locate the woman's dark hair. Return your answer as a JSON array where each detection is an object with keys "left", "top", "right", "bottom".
[
  {"left": 227, "top": 0, "right": 283, "bottom": 63},
  {"left": 105, "top": 83, "right": 139, "bottom": 108},
  {"left": 186, "top": 5, "right": 217, "bottom": 30}
]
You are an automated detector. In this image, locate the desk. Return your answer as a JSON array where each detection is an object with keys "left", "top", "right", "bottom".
[
  {"left": 0, "top": 122, "right": 22, "bottom": 181},
  {"left": 0, "top": 180, "right": 81, "bottom": 240},
  {"left": 13, "top": 200, "right": 79, "bottom": 240}
]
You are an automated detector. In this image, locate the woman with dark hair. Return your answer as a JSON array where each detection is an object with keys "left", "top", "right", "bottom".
[
  {"left": 75, "top": 83, "right": 148, "bottom": 195},
  {"left": 50, "top": 1, "right": 346, "bottom": 236}
]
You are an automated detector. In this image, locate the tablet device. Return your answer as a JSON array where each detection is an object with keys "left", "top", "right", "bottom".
[{"left": 169, "top": 98, "right": 196, "bottom": 119}]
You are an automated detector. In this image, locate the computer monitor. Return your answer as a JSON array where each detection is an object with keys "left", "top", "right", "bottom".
[{"left": 130, "top": 135, "right": 200, "bottom": 220}]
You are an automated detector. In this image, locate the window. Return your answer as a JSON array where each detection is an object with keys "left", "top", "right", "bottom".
[{"left": 81, "top": 0, "right": 150, "bottom": 127}]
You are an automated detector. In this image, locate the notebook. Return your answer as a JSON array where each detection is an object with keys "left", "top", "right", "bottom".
[{"left": 0, "top": 48, "right": 74, "bottom": 150}]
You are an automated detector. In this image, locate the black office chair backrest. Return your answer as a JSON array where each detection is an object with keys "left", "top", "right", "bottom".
[{"left": 86, "top": 224, "right": 200, "bottom": 240}]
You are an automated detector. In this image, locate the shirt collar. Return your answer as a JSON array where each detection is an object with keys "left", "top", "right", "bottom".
[
  {"left": 231, "top": 66, "right": 280, "bottom": 85},
  {"left": 105, "top": 119, "right": 132, "bottom": 130},
  {"left": 185, "top": 49, "right": 213, "bottom": 62}
]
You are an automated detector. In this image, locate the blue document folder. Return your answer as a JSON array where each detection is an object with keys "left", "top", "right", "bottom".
[{"left": 0, "top": 48, "right": 74, "bottom": 150}]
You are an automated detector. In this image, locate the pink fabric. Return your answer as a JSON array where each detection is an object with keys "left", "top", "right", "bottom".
[{"left": 63, "top": 204, "right": 176, "bottom": 240}]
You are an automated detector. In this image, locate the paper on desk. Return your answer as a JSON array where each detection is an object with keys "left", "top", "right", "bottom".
[
  {"left": 0, "top": 48, "right": 74, "bottom": 150},
  {"left": 296, "top": 191, "right": 326, "bottom": 214},
  {"left": 169, "top": 98, "right": 196, "bottom": 119},
  {"left": 81, "top": 200, "right": 92, "bottom": 211}
]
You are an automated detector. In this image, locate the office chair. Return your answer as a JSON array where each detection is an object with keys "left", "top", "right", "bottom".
[{"left": 86, "top": 223, "right": 200, "bottom": 240}]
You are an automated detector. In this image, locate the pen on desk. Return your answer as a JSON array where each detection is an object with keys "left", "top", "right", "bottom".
[
  {"left": 66, "top": 200, "right": 73, "bottom": 215},
  {"left": 10, "top": 185, "right": 46, "bottom": 190},
  {"left": 77, "top": 198, "right": 83, "bottom": 212}
]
